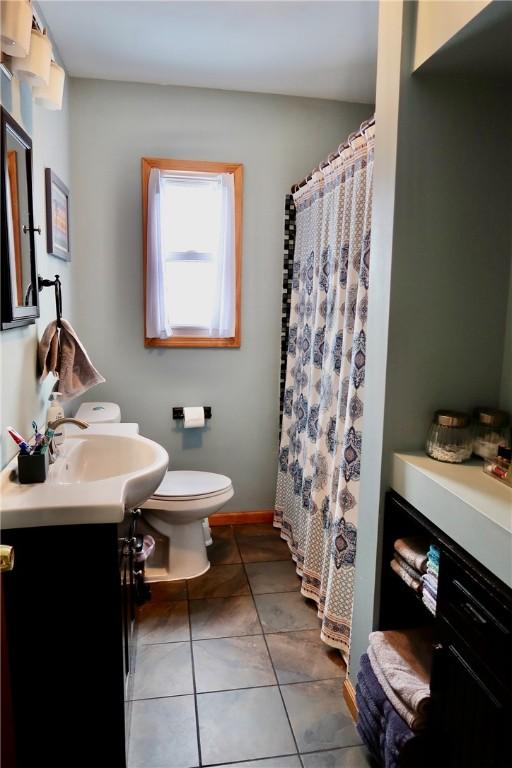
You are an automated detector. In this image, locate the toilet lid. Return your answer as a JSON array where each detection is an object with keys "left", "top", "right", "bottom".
[{"left": 153, "top": 470, "right": 232, "bottom": 499}]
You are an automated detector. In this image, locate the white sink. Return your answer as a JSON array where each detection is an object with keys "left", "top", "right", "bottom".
[{"left": 0, "top": 433, "right": 169, "bottom": 529}]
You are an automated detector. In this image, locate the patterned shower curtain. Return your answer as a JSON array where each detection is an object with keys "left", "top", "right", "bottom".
[{"left": 275, "top": 120, "right": 375, "bottom": 657}]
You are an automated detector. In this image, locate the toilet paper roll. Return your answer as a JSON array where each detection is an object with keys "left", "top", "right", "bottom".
[{"left": 183, "top": 406, "right": 205, "bottom": 429}]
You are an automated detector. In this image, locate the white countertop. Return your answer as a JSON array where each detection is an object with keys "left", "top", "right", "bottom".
[{"left": 392, "top": 452, "right": 512, "bottom": 588}]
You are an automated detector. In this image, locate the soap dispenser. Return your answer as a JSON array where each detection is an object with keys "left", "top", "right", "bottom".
[{"left": 47, "top": 392, "right": 65, "bottom": 445}]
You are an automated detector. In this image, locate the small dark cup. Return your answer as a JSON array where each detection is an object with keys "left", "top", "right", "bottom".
[{"left": 17, "top": 449, "right": 49, "bottom": 484}]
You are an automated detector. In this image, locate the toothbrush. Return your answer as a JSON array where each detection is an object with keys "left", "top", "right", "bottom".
[
  {"left": 7, "top": 427, "right": 31, "bottom": 455},
  {"left": 32, "top": 421, "right": 44, "bottom": 451}
]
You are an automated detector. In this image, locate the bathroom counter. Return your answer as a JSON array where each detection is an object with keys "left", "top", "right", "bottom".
[{"left": 391, "top": 452, "right": 512, "bottom": 588}]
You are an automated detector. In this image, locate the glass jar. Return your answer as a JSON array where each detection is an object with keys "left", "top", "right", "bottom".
[
  {"left": 472, "top": 407, "right": 510, "bottom": 460},
  {"left": 425, "top": 410, "right": 472, "bottom": 463}
]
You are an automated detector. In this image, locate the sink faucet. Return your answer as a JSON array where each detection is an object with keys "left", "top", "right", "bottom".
[{"left": 47, "top": 418, "right": 89, "bottom": 462}]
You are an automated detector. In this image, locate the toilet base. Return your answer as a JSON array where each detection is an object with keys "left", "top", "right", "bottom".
[{"left": 144, "top": 512, "right": 211, "bottom": 581}]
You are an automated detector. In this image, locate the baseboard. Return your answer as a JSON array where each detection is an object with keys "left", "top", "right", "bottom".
[
  {"left": 343, "top": 677, "right": 358, "bottom": 722},
  {"left": 209, "top": 509, "right": 274, "bottom": 526}
]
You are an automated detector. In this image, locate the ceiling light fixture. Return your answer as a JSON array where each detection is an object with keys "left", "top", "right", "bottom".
[
  {"left": 11, "top": 27, "right": 52, "bottom": 86},
  {"left": 33, "top": 60, "right": 65, "bottom": 110},
  {"left": 1, "top": 0, "right": 33, "bottom": 58}
]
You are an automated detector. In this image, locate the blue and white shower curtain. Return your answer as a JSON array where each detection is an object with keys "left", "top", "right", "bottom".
[{"left": 275, "top": 120, "right": 375, "bottom": 657}]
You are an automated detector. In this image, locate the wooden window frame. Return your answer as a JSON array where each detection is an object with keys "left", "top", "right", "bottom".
[{"left": 142, "top": 157, "right": 243, "bottom": 348}]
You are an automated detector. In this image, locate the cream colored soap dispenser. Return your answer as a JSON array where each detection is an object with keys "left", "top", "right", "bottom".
[{"left": 47, "top": 392, "right": 65, "bottom": 445}]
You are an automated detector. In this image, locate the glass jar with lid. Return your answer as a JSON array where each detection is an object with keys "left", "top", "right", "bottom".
[
  {"left": 425, "top": 410, "right": 472, "bottom": 463},
  {"left": 472, "top": 407, "right": 510, "bottom": 460}
]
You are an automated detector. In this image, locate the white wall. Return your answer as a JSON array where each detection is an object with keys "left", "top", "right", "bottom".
[
  {"left": 0, "top": 74, "right": 72, "bottom": 467},
  {"left": 69, "top": 78, "right": 371, "bottom": 511}
]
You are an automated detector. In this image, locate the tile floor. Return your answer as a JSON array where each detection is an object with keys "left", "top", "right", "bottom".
[{"left": 128, "top": 523, "right": 372, "bottom": 768}]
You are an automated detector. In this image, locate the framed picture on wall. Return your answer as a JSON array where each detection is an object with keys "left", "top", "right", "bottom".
[{"left": 45, "top": 168, "right": 70, "bottom": 261}]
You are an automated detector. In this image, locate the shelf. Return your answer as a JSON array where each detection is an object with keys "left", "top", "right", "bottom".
[{"left": 391, "top": 452, "right": 512, "bottom": 589}]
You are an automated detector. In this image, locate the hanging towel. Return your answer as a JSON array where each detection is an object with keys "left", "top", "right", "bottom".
[
  {"left": 368, "top": 628, "right": 432, "bottom": 730},
  {"left": 38, "top": 319, "right": 105, "bottom": 400},
  {"left": 394, "top": 537, "right": 428, "bottom": 574},
  {"left": 390, "top": 558, "right": 422, "bottom": 593}
]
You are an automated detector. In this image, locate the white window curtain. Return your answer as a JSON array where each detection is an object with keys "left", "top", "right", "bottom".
[
  {"left": 210, "top": 172, "right": 235, "bottom": 337},
  {"left": 146, "top": 169, "right": 235, "bottom": 339},
  {"left": 146, "top": 168, "right": 172, "bottom": 338}
]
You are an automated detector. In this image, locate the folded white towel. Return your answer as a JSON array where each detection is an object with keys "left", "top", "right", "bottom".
[
  {"left": 368, "top": 628, "right": 432, "bottom": 730},
  {"left": 38, "top": 319, "right": 105, "bottom": 400}
]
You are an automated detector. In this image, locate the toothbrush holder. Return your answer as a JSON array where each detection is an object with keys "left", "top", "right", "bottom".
[{"left": 17, "top": 448, "right": 49, "bottom": 484}]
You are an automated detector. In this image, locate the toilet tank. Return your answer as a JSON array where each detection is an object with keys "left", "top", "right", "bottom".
[{"left": 74, "top": 402, "right": 121, "bottom": 423}]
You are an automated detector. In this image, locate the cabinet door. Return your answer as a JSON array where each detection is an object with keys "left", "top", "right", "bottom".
[{"left": 432, "top": 639, "right": 506, "bottom": 768}]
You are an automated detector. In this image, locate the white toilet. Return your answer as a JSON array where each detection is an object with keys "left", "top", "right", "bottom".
[
  {"left": 141, "top": 471, "right": 233, "bottom": 580},
  {"left": 74, "top": 402, "right": 234, "bottom": 580}
]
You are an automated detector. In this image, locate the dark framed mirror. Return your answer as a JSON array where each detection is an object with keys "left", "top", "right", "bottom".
[{"left": 1, "top": 106, "right": 40, "bottom": 330}]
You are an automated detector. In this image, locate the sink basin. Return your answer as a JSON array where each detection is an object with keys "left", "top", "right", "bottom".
[{"left": 0, "top": 432, "right": 168, "bottom": 529}]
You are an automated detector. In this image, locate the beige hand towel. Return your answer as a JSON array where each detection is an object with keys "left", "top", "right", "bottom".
[
  {"left": 394, "top": 536, "right": 428, "bottom": 574},
  {"left": 38, "top": 319, "right": 105, "bottom": 400},
  {"left": 368, "top": 628, "right": 432, "bottom": 730}
]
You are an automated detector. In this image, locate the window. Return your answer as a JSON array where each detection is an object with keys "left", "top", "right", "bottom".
[{"left": 142, "top": 158, "right": 243, "bottom": 347}]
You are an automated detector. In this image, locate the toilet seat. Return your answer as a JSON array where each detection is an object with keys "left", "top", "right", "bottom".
[{"left": 151, "top": 470, "right": 232, "bottom": 501}]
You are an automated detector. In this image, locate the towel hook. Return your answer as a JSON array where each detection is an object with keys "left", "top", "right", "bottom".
[{"left": 38, "top": 274, "right": 62, "bottom": 328}]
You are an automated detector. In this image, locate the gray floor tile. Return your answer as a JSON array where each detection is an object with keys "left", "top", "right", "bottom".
[
  {"left": 209, "top": 526, "right": 241, "bottom": 565},
  {"left": 266, "top": 630, "right": 345, "bottom": 684},
  {"left": 281, "top": 679, "right": 362, "bottom": 754},
  {"left": 193, "top": 635, "right": 276, "bottom": 692},
  {"left": 255, "top": 592, "right": 320, "bottom": 633},
  {"left": 301, "top": 746, "right": 373, "bottom": 767},
  {"left": 149, "top": 580, "right": 187, "bottom": 602},
  {"left": 128, "top": 695, "right": 198, "bottom": 768},
  {"left": 131, "top": 642, "right": 194, "bottom": 700},
  {"left": 234, "top": 523, "right": 281, "bottom": 538},
  {"left": 190, "top": 595, "right": 261, "bottom": 640},
  {"left": 197, "top": 686, "right": 296, "bottom": 765},
  {"left": 188, "top": 564, "right": 250, "bottom": 599},
  {"left": 238, "top": 534, "right": 291, "bottom": 563},
  {"left": 246, "top": 560, "right": 301, "bottom": 594},
  {"left": 137, "top": 599, "right": 190, "bottom": 644},
  {"left": 214, "top": 757, "right": 301, "bottom": 768}
]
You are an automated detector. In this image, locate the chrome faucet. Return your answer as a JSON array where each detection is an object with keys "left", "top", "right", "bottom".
[{"left": 47, "top": 418, "right": 89, "bottom": 462}]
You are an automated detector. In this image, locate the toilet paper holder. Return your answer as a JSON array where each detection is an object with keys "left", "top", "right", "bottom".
[{"left": 173, "top": 407, "right": 212, "bottom": 421}]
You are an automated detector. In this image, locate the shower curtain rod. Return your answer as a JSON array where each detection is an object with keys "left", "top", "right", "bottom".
[{"left": 291, "top": 116, "right": 375, "bottom": 194}]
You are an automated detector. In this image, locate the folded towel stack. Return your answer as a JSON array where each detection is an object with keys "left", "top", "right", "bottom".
[
  {"left": 356, "top": 628, "right": 433, "bottom": 767},
  {"left": 356, "top": 654, "right": 414, "bottom": 768},
  {"left": 391, "top": 537, "right": 428, "bottom": 595},
  {"left": 422, "top": 545, "right": 440, "bottom": 615}
]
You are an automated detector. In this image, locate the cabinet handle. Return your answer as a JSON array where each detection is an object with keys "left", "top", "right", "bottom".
[
  {"left": 23, "top": 224, "right": 41, "bottom": 235},
  {"left": 0, "top": 545, "right": 14, "bottom": 572},
  {"left": 462, "top": 601, "right": 487, "bottom": 625}
]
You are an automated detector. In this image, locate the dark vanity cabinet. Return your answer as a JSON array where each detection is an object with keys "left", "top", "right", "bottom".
[
  {"left": 380, "top": 493, "right": 512, "bottom": 768},
  {"left": 1, "top": 514, "right": 141, "bottom": 768}
]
